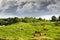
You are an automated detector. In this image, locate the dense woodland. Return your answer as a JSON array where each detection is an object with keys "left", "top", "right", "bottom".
[{"left": 0, "top": 16, "right": 60, "bottom": 26}]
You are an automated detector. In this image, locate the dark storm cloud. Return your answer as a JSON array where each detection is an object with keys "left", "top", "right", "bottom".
[{"left": 0, "top": 0, "right": 60, "bottom": 18}]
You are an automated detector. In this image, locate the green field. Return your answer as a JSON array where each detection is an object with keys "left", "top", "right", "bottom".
[{"left": 0, "top": 21, "right": 60, "bottom": 40}]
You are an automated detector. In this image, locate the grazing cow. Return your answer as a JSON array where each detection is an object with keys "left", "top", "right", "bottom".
[
  {"left": 41, "top": 33, "right": 46, "bottom": 36},
  {"left": 35, "top": 31, "right": 40, "bottom": 34},
  {"left": 44, "top": 27, "right": 49, "bottom": 31},
  {"left": 34, "top": 31, "right": 41, "bottom": 37}
]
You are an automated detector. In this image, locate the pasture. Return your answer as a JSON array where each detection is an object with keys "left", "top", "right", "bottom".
[{"left": 0, "top": 21, "right": 60, "bottom": 40}]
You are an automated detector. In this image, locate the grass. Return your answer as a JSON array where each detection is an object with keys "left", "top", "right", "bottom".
[{"left": 0, "top": 21, "right": 60, "bottom": 40}]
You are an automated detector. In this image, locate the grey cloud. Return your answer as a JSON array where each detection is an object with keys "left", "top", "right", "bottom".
[{"left": 0, "top": 0, "right": 60, "bottom": 18}]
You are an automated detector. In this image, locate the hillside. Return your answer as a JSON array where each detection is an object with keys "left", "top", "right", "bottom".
[{"left": 0, "top": 22, "right": 60, "bottom": 40}]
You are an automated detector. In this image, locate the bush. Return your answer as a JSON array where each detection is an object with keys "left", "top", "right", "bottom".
[
  {"left": 55, "top": 38, "right": 60, "bottom": 40},
  {"left": 51, "top": 16, "right": 57, "bottom": 21},
  {"left": 54, "top": 22, "right": 60, "bottom": 26}
]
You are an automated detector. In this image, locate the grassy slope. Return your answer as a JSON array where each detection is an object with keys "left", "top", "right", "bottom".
[{"left": 0, "top": 22, "right": 60, "bottom": 40}]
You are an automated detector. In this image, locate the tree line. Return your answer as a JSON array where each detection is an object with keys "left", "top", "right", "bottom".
[
  {"left": 51, "top": 16, "right": 60, "bottom": 21},
  {"left": 0, "top": 17, "right": 19, "bottom": 26},
  {"left": 0, "top": 16, "right": 60, "bottom": 26}
]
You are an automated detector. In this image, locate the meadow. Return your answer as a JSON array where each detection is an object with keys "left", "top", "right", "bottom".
[{"left": 0, "top": 21, "right": 60, "bottom": 40}]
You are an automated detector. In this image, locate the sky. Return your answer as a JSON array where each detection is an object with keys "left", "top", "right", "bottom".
[{"left": 0, "top": 0, "right": 60, "bottom": 19}]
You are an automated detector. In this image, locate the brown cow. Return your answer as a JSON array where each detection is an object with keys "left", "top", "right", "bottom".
[
  {"left": 44, "top": 27, "right": 49, "bottom": 31},
  {"left": 34, "top": 30, "right": 41, "bottom": 37},
  {"left": 41, "top": 33, "right": 46, "bottom": 36}
]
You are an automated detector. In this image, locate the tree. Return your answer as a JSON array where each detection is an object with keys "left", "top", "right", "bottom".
[
  {"left": 38, "top": 18, "right": 42, "bottom": 20},
  {"left": 7, "top": 17, "right": 19, "bottom": 24},
  {"left": 0, "top": 19, "right": 6, "bottom": 25},
  {"left": 7, "top": 18, "right": 14, "bottom": 24},
  {"left": 13, "top": 17, "right": 19, "bottom": 23},
  {"left": 32, "top": 18, "right": 38, "bottom": 22},
  {"left": 58, "top": 16, "right": 60, "bottom": 21},
  {"left": 51, "top": 16, "right": 57, "bottom": 21}
]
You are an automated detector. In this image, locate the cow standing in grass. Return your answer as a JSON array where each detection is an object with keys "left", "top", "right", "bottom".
[{"left": 34, "top": 31, "right": 41, "bottom": 37}]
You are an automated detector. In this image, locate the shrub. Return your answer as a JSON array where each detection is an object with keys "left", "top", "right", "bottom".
[
  {"left": 54, "top": 22, "right": 60, "bottom": 26},
  {"left": 55, "top": 38, "right": 60, "bottom": 40}
]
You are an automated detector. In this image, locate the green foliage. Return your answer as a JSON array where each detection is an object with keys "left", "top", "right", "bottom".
[
  {"left": 51, "top": 16, "right": 60, "bottom": 21},
  {"left": 0, "top": 16, "right": 60, "bottom": 26},
  {"left": 58, "top": 16, "right": 60, "bottom": 21},
  {"left": 38, "top": 18, "right": 42, "bottom": 20},
  {"left": 51, "top": 16, "right": 57, "bottom": 21},
  {"left": 38, "top": 18, "right": 45, "bottom": 21},
  {"left": 55, "top": 38, "right": 60, "bottom": 40},
  {"left": 0, "top": 17, "right": 20, "bottom": 25},
  {"left": 0, "top": 20, "right": 4, "bottom": 24},
  {"left": 54, "top": 21, "right": 60, "bottom": 26},
  {"left": 13, "top": 17, "right": 20, "bottom": 23},
  {"left": 22, "top": 17, "right": 38, "bottom": 23}
]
